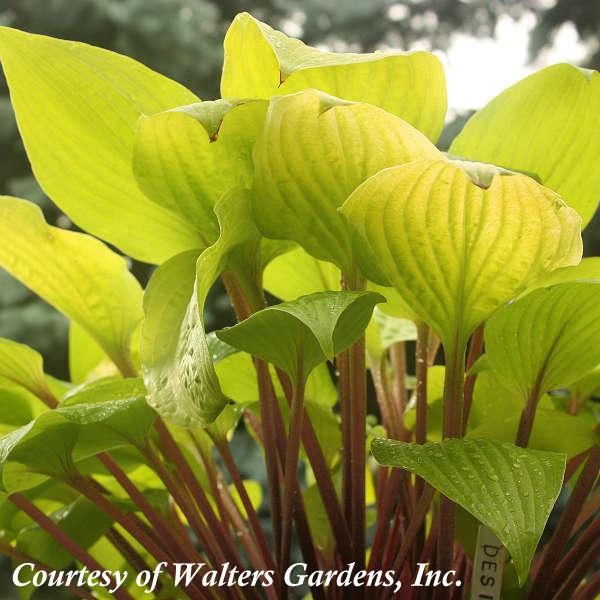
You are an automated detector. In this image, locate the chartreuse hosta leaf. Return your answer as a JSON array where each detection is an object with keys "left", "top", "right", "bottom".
[
  {"left": 0, "top": 26, "right": 202, "bottom": 263},
  {"left": 341, "top": 159, "right": 582, "bottom": 349},
  {"left": 252, "top": 89, "right": 444, "bottom": 272},
  {"left": 217, "top": 291, "right": 384, "bottom": 383},
  {"left": 222, "top": 13, "right": 447, "bottom": 141},
  {"left": 450, "top": 65, "right": 600, "bottom": 226},
  {"left": 141, "top": 187, "right": 260, "bottom": 427},
  {"left": 371, "top": 437, "right": 565, "bottom": 584},
  {"left": 0, "top": 197, "right": 143, "bottom": 376},
  {"left": 0, "top": 380, "right": 155, "bottom": 493},
  {"left": 485, "top": 282, "right": 600, "bottom": 400},
  {"left": 133, "top": 99, "right": 268, "bottom": 246},
  {"left": 0, "top": 339, "right": 55, "bottom": 405}
]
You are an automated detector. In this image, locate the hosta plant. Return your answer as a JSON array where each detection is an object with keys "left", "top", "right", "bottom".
[{"left": 0, "top": 11, "right": 599, "bottom": 600}]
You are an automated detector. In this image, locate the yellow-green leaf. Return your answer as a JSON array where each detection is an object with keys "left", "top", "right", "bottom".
[
  {"left": 229, "top": 480, "right": 262, "bottom": 518},
  {"left": 252, "top": 89, "right": 443, "bottom": 271},
  {"left": 133, "top": 99, "right": 267, "bottom": 246},
  {"left": 68, "top": 322, "right": 116, "bottom": 384},
  {"left": 450, "top": 65, "right": 600, "bottom": 226},
  {"left": 222, "top": 13, "right": 446, "bottom": 141},
  {"left": 468, "top": 370, "right": 596, "bottom": 458},
  {"left": 0, "top": 197, "right": 143, "bottom": 376},
  {"left": 485, "top": 281, "right": 600, "bottom": 400},
  {"left": 0, "top": 339, "right": 55, "bottom": 406},
  {"left": 0, "top": 26, "right": 202, "bottom": 262},
  {"left": 141, "top": 188, "right": 260, "bottom": 427},
  {"left": 341, "top": 159, "right": 582, "bottom": 347}
]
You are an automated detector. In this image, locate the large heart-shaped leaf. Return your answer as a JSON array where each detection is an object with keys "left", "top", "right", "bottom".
[
  {"left": 485, "top": 281, "right": 600, "bottom": 399},
  {"left": 133, "top": 99, "right": 267, "bottom": 246},
  {"left": 0, "top": 26, "right": 201, "bottom": 262},
  {"left": 141, "top": 187, "right": 260, "bottom": 427},
  {"left": 0, "top": 339, "right": 55, "bottom": 406},
  {"left": 252, "top": 89, "right": 444, "bottom": 271},
  {"left": 0, "top": 197, "right": 143, "bottom": 376},
  {"left": 371, "top": 437, "right": 565, "bottom": 584},
  {"left": 450, "top": 64, "right": 600, "bottom": 226},
  {"left": 217, "top": 291, "right": 383, "bottom": 382},
  {"left": 341, "top": 159, "right": 582, "bottom": 348},
  {"left": 222, "top": 12, "right": 446, "bottom": 141}
]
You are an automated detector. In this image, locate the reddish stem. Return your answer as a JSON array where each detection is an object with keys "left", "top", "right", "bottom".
[
  {"left": 551, "top": 515, "right": 600, "bottom": 595},
  {"left": 530, "top": 446, "right": 600, "bottom": 598},
  {"left": 349, "top": 334, "right": 367, "bottom": 574},
  {"left": 98, "top": 453, "right": 202, "bottom": 564},
  {"left": 556, "top": 535, "right": 600, "bottom": 600},
  {"left": 438, "top": 339, "right": 466, "bottom": 577},
  {"left": 380, "top": 485, "right": 435, "bottom": 600},
  {"left": 279, "top": 363, "right": 306, "bottom": 592},
  {"left": 254, "top": 357, "right": 284, "bottom": 562},
  {"left": 572, "top": 568, "right": 600, "bottom": 600},
  {"left": 338, "top": 347, "right": 352, "bottom": 527},
  {"left": 216, "top": 440, "right": 275, "bottom": 571},
  {"left": 368, "top": 467, "right": 402, "bottom": 570},
  {"left": 390, "top": 342, "right": 410, "bottom": 440},
  {"left": 414, "top": 323, "right": 430, "bottom": 559},
  {"left": 105, "top": 528, "right": 157, "bottom": 585},
  {"left": 462, "top": 324, "right": 484, "bottom": 434},
  {"left": 9, "top": 493, "right": 135, "bottom": 600},
  {"left": 0, "top": 540, "right": 96, "bottom": 600},
  {"left": 143, "top": 445, "right": 237, "bottom": 600},
  {"left": 275, "top": 367, "right": 354, "bottom": 564}
]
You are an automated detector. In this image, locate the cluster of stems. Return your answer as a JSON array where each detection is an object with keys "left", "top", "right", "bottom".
[{"left": 1, "top": 269, "right": 598, "bottom": 600}]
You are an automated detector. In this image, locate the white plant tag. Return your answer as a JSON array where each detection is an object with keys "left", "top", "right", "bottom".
[{"left": 470, "top": 525, "right": 505, "bottom": 600}]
